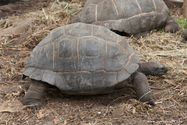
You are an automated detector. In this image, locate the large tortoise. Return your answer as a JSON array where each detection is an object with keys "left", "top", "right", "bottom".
[
  {"left": 22, "top": 23, "right": 168, "bottom": 109},
  {"left": 71, "top": 0, "right": 179, "bottom": 37}
]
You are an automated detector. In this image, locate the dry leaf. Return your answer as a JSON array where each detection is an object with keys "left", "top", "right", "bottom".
[
  {"left": 132, "top": 107, "right": 136, "bottom": 114},
  {"left": 53, "top": 118, "right": 60, "bottom": 124},
  {"left": 37, "top": 110, "right": 46, "bottom": 119},
  {"left": 61, "top": 120, "right": 67, "bottom": 125},
  {"left": 71, "top": 0, "right": 77, "bottom": 3},
  {"left": 164, "top": 79, "right": 176, "bottom": 86}
]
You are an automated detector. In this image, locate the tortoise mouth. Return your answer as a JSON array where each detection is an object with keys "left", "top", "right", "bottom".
[{"left": 157, "top": 63, "right": 168, "bottom": 75}]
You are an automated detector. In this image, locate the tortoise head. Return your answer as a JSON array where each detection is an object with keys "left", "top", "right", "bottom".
[{"left": 149, "top": 62, "right": 168, "bottom": 76}]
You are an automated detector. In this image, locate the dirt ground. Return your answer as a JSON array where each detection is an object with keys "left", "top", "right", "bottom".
[{"left": 0, "top": 0, "right": 187, "bottom": 125}]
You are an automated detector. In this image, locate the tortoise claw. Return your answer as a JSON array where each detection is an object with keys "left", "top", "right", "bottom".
[
  {"left": 27, "top": 102, "right": 41, "bottom": 110},
  {"left": 147, "top": 100, "right": 155, "bottom": 106},
  {"left": 32, "top": 105, "right": 41, "bottom": 110}
]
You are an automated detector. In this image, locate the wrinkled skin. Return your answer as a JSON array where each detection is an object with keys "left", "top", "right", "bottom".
[
  {"left": 22, "top": 80, "right": 47, "bottom": 110},
  {"left": 132, "top": 71, "right": 155, "bottom": 105},
  {"left": 22, "top": 61, "right": 168, "bottom": 110},
  {"left": 138, "top": 61, "right": 168, "bottom": 76}
]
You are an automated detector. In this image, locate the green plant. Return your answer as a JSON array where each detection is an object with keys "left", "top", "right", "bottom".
[
  {"left": 39, "top": 15, "right": 43, "bottom": 19},
  {"left": 175, "top": 18, "right": 187, "bottom": 29}
]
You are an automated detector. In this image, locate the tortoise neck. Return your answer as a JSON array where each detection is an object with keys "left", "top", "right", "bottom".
[{"left": 137, "top": 62, "right": 152, "bottom": 76}]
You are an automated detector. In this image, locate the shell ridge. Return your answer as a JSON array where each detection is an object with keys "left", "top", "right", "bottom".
[
  {"left": 77, "top": 38, "right": 80, "bottom": 71},
  {"left": 152, "top": 0, "right": 157, "bottom": 11},
  {"left": 52, "top": 42, "right": 55, "bottom": 70},
  {"left": 23, "top": 67, "right": 36, "bottom": 77},
  {"left": 135, "top": 0, "right": 142, "bottom": 34},
  {"left": 95, "top": 4, "right": 98, "bottom": 22},
  {"left": 111, "top": 0, "right": 119, "bottom": 18}
]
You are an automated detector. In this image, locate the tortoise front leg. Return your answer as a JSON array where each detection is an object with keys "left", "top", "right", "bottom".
[
  {"left": 23, "top": 79, "right": 47, "bottom": 110},
  {"left": 131, "top": 71, "right": 155, "bottom": 105},
  {"left": 138, "top": 61, "right": 168, "bottom": 76},
  {"left": 164, "top": 16, "right": 179, "bottom": 33}
]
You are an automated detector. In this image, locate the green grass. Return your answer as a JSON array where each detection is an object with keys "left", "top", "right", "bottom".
[{"left": 175, "top": 18, "right": 187, "bottom": 29}]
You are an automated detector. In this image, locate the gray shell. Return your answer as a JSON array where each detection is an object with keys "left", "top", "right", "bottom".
[
  {"left": 71, "top": 0, "right": 169, "bottom": 36},
  {"left": 23, "top": 23, "right": 139, "bottom": 95}
]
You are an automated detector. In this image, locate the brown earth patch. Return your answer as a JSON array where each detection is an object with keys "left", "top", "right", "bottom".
[{"left": 0, "top": 0, "right": 52, "bottom": 19}]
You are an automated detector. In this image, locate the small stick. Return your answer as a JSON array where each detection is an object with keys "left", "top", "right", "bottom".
[{"left": 42, "top": 8, "right": 48, "bottom": 20}]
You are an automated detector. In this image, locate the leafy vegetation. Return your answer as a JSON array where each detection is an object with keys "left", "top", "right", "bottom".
[{"left": 176, "top": 18, "right": 187, "bottom": 29}]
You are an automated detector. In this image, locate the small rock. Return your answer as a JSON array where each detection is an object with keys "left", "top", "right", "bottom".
[{"left": 97, "top": 112, "right": 101, "bottom": 116}]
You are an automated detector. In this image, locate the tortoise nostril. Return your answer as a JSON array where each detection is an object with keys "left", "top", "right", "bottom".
[
  {"left": 161, "top": 67, "right": 168, "bottom": 73},
  {"left": 161, "top": 67, "right": 165, "bottom": 71}
]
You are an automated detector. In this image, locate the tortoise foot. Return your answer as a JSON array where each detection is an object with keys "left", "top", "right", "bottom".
[
  {"left": 164, "top": 16, "right": 179, "bottom": 33},
  {"left": 165, "top": 23, "right": 179, "bottom": 33},
  {"left": 30, "top": 104, "right": 41, "bottom": 110},
  {"left": 147, "top": 100, "right": 155, "bottom": 106},
  {"left": 23, "top": 100, "right": 41, "bottom": 110},
  {"left": 22, "top": 79, "right": 47, "bottom": 110}
]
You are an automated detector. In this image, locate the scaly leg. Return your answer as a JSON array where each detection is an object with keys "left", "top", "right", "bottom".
[
  {"left": 23, "top": 79, "right": 47, "bottom": 110},
  {"left": 132, "top": 71, "right": 155, "bottom": 105}
]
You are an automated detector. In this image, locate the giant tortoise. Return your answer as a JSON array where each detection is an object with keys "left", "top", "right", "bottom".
[
  {"left": 71, "top": 0, "right": 179, "bottom": 38},
  {"left": 22, "top": 23, "right": 168, "bottom": 110}
]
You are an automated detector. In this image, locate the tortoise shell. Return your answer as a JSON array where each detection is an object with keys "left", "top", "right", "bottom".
[
  {"left": 23, "top": 23, "right": 139, "bottom": 94},
  {"left": 71, "top": 0, "right": 169, "bottom": 36}
]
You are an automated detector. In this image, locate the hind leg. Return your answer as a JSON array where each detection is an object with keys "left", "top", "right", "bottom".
[
  {"left": 23, "top": 79, "right": 47, "bottom": 110},
  {"left": 164, "top": 16, "right": 179, "bottom": 33}
]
